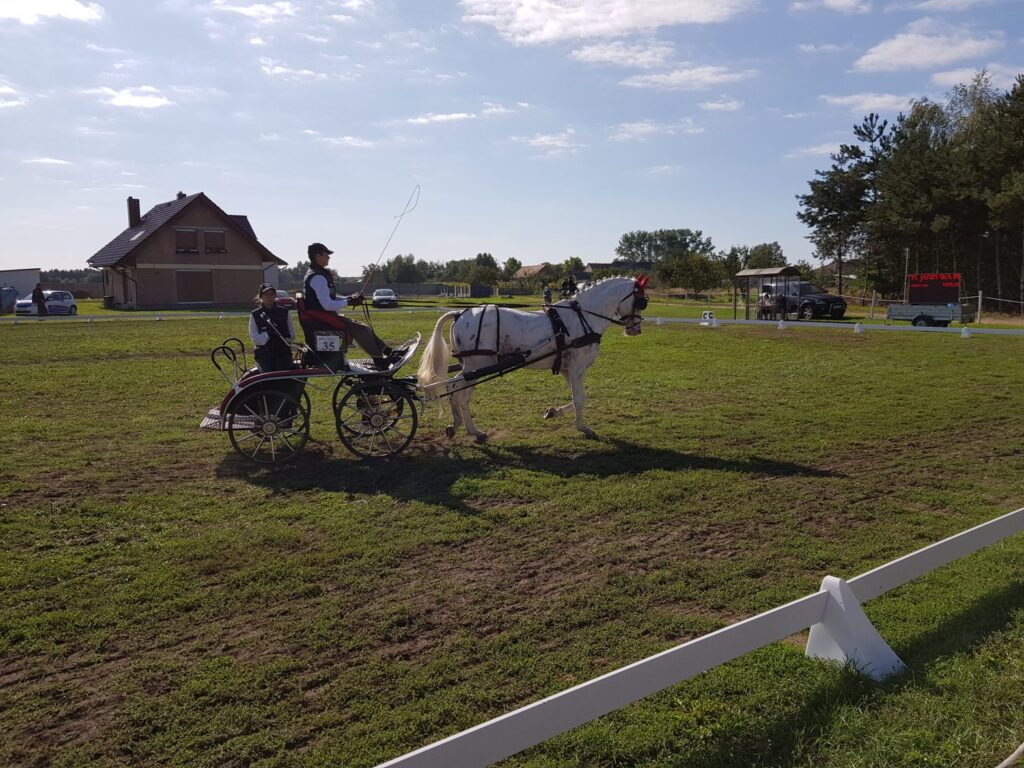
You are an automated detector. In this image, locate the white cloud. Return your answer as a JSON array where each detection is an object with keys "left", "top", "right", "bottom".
[
  {"left": 783, "top": 111, "right": 809, "bottom": 118},
  {"left": 209, "top": 1, "right": 297, "bottom": 24},
  {"left": 331, "top": 14, "right": 355, "bottom": 23},
  {"left": 798, "top": 42, "right": 848, "bottom": 53},
  {"left": 86, "top": 43, "right": 127, "bottom": 54},
  {"left": 0, "top": 0, "right": 103, "bottom": 25},
  {"left": 0, "top": 79, "right": 26, "bottom": 108},
  {"left": 406, "top": 112, "right": 476, "bottom": 124},
  {"left": 649, "top": 164, "right": 681, "bottom": 174},
  {"left": 700, "top": 96, "right": 743, "bottom": 111},
  {"left": 791, "top": 0, "right": 870, "bottom": 13},
  {"left": 300, "top": 33, "right": 329, "bottom": 43},
  {"left": 931, "top": 64, "right": 1022, "bottom": 90},
  {"left": 338, "top": 0, "right": 373, "bottom": 9},
  {"left": 320, "top": 135, "right": 375, "bottom": 147},
  {"left": 622, "top": 65, "right": 756, "bottom": 90},
  {"left": 608, "top": 119, "right": 702, "bottom": 141},
  {"left": 85, "top": 85, "right": 175, "bottom": 108},
  {"left": 23, "top": 157, "right": 72, "bottom": 165},
  {"left": 821, "top": 92, "right": 913, "bottom": 112},
  {"left": 482, "top": 102, "right": 514, "bottom": 116},
  {"left": 259, "top": 57, "right": 327, "bottom": 79},
  {"left": 513, "top": 127, "right": 585, "bottom": 156},
  {"left": 854, "top": 18, "right": 1002, "bottom": 72},
  {"left": 250, "top": 35, "right": 267, "bottom": 45},
  {"left": 571, "top": 41, "right": 674, "bottom": 68},
  {"left": 460, "top": 0, "right": 756, "bottom": 44},
  {"left": 906, "top": 0, "right": 990, "bottom": 9},
  {"left": 785, "top": 142, "right": 840, "bottom": 159}
]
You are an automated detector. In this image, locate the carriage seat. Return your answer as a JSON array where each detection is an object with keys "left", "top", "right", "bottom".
[{"left": 296, "top": 297, "right": 353, "bottom": 344}]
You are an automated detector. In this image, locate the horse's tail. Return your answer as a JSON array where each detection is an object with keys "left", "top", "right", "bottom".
[{"left": 417, "top": 310, "right": 460, "bottom": 396}]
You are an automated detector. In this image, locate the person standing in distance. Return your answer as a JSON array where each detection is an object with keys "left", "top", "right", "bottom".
[
  {"left": 302, "top": 243, "right": 403, "bottom": 369},
  {"left": 32, "top": 283, "right": 47, "bottom": 317}
]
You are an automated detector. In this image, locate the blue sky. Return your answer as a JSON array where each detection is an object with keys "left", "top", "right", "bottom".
[{"left": 0, "top": 0, "right": 1020, "bottom": 275}]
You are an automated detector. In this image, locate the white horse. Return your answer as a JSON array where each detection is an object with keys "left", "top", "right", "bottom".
[{"left": 417, "top": 276, "right": 649, "bottom": 441}]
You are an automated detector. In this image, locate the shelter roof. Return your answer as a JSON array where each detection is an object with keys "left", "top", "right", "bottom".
[{"left": 734, "top": 266, "right": 802, "bottom": 278}]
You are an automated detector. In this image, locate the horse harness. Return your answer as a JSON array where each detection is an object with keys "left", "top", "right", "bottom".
[{"left": 451, "top": 302, "right": 604, "bottom": 376}]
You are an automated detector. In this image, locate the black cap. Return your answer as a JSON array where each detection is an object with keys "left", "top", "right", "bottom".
[
  {"left": 308, "top": 242, "right": 334, "bottom": 258},
  {"left": 258, "top": 283, "right": 276, "bottom": 295}
]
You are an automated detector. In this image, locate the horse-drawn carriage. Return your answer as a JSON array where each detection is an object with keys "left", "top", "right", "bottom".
[
  {"left": 200, "top": 276, "right": 650, "bottom": 464},
  {"left": 199, "top": 333, "right": 422, "bottom": 463}
]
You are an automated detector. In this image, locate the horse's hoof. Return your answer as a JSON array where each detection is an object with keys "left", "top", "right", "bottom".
[
  {"left": 543, "top": 407, "right": 558, "bottom": 420},
  {"left": 581, "top": 428, "right": 598, "bottom": 439},
  {"left": 444, "top": 425, "right": 455, "bottom": 439},
  {"left": 473, "top": 433, "right": 488, "bottom": 443}
]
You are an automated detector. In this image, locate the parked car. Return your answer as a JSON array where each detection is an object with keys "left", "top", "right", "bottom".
[
  {"left": 769, "top": 281, "right": 847, "bottom": 320},
  {"left": 275, "top": 289, "right": 297, "bottom": 309},
  {"left": 15, "top": 290, "right": 78, "bottom": 316},
  {"left": 371, "top": 288, "right": 398, "bottom": 308}
]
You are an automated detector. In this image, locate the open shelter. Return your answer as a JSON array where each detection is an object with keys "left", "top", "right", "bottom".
[{"left": 734, "top": 266, "right": 802, "bottom": 320}]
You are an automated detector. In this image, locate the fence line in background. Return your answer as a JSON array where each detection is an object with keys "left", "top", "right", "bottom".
[{"left": 377, "top": 506, "right": 1024, "bottom": 768}]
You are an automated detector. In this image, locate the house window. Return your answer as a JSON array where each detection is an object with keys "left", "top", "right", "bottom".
[
  {"left": 203, "top": 230, "right": 226, "bottom": 253},
  {"left": 175, "top": 228, "right": 198, "bottom": 253},
  {"left": 175, "top": 270, "right": 213, "bottom": 303}
]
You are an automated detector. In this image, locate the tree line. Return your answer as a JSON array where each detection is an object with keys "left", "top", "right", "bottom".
[{"left": 797, "top": 71, "right": 1024, "bottom": 308}]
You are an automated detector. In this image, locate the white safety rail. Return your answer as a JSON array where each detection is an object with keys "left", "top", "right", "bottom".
[
  {"left": 654, "top": 316, "right": 1024, "bottom": 337},
  {"left": 378, "top": 506, "right": 1024, "bottom": 768}
]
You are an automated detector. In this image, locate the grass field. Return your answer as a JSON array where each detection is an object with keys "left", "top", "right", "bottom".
[{"left": 2, "top": 313, "right": 1023, "bottom": 767}]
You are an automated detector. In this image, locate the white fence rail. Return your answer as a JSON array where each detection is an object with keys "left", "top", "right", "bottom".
[{"left": 378, "top": 506, "right": 1024, "bottom": 768}]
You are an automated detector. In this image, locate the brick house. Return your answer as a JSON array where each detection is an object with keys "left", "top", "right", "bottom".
[{"left": 88, "top": 192, "right": 286, "bottom": 309}]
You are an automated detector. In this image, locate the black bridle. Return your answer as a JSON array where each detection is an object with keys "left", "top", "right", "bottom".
[{"left": 578, "top": 280, "right": 649, "bottom": 332}]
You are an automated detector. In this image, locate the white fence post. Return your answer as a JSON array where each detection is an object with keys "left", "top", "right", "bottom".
[{"left": 805, "top": 576, "right": 905, "bottom": 680}]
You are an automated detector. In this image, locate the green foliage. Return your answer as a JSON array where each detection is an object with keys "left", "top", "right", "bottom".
[
  {"left": 746, "top": 242, "right": 787, "bottom": 269},
  {"left": 798, "top": 71, "right": 1024, "bottom": 304},
  {"left": 615, "top": 229, "right": 715, "bottom": 263},
  {"left": 40, "top": 268, "right": 103, "bottom": 283}
]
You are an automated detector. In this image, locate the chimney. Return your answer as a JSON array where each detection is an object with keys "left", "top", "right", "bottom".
[
  {"left": 176, "top": 191, "right": 186, "bottom": 200},
  {"left": 127, "top": 197, "right": 141, "bottom": 228}
]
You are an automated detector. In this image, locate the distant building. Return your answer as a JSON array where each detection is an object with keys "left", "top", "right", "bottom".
[
  {"left": 0, "top": 267, "right": 41, "bottom": 299},
  {"left": 513, "top": 263, "right": 559, "bottom": 280},
  {"left": 88, "top": 192, "right": 286, "bottom": 309}
]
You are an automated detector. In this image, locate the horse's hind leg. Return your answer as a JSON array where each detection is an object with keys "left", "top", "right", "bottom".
[
  {"left": 444, "top": 384, "right": 462, "bottom": 439},
  {"left": 543, "top": 370, "right": 576, "bottom": 420},
  {"left": 452, "top": 384, "right": 487, "bottom": 443}
]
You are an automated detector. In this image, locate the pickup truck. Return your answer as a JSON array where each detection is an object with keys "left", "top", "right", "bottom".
[{"left": 886, "top": 303, "right": 974, "bottom": 327}]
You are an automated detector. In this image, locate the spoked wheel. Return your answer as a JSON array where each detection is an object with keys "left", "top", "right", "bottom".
[
  {"left": 335, "top": 383, "right": 418, "bottom": 459},
  {"left": 227, "top": 389, "right": 310, "bottom": 464}
]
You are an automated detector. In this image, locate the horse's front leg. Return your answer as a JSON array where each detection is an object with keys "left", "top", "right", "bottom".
[
  {"left": 567, "top": 367, "right": 597, "bottom": 439},
  {"left": 452, "top": 383, "right": 487, "bottom": 443}
]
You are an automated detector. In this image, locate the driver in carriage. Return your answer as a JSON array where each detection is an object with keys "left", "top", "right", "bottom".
[{"left": 301, "top": 242, "right": 406, "bottom": 370}]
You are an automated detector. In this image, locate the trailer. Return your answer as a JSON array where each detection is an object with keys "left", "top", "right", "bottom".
[
  {"left": 886, "top": 303, "right": 974, "bottom": 327},
  {"left": 886, "top": 272, "right": 975, "bottom": 327}
]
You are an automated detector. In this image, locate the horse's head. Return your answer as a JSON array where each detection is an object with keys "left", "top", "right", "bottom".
[{"left": 615, "top": 275, "right": 649, "bottom": 336}]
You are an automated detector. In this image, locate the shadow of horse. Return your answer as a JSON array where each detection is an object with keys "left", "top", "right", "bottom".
[{"left": 218, "top": 437, "right": 838, "bottom": 515}]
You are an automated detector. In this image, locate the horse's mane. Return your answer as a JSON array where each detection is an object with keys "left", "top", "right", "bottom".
[{"left": 574, "top": 275, "right": 632, "bottom": 295}]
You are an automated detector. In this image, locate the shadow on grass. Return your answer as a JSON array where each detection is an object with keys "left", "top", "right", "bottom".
[
  {"left": 581, "top": 579, "right": 1024, "bottom": 768},
  {"left": 218, "top": 437, "right": 836, "bottom": 515}
]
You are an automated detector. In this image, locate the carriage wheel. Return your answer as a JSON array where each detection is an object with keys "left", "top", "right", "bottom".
[
  {"left": 227, "top": 389, "right": 310, "bottom": 464},
  {"left": 335, "top": 383, "right": 418, "bottom": 459}
]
